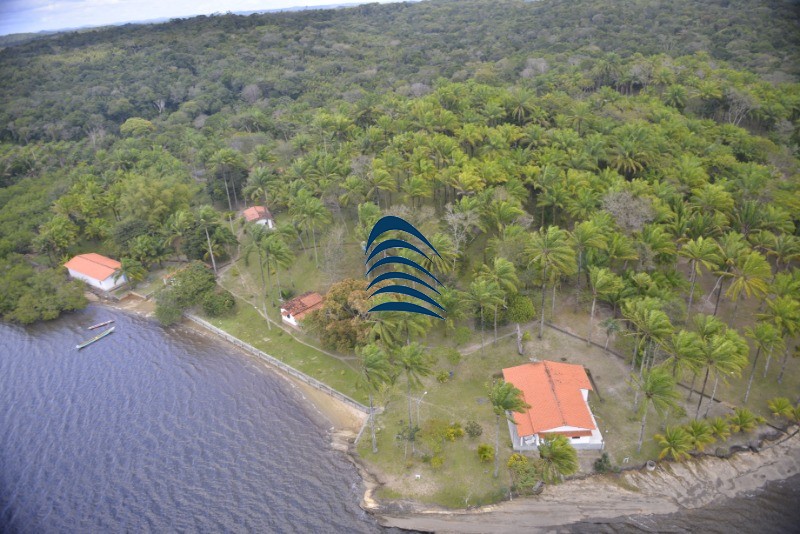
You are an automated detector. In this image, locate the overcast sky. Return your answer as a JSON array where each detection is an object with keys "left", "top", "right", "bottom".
[{"left": 0, "top": 0, "right": 400, "bottom": 36}]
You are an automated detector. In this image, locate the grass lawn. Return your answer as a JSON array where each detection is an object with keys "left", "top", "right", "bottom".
[{"left": 204, "top": 297, "right": 368, "bottom": 404}]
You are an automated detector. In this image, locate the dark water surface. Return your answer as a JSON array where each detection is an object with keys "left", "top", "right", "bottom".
[{"left": 0, "top": 306, "right": 379, "bottom": 533}]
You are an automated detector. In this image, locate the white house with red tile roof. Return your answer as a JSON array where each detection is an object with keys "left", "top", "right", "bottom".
[
  {"left": 502, "top": 360, "right": 603, "bottom": 450},
  {"left": 64, "top": 253, "right": 127, "bottom": 291},
  {"left": 280, "top": 292, "right": 324, "bottom": 327},
  {"left": 242, "top": 206, "right": 275, "bottom": 229}
]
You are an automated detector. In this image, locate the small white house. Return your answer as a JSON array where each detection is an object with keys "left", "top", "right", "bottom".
[
  {"left": 280, "top": 292, "right": 324, "bottom": 328},
  {"left": 243, "top": 206, "right": 275, "bottom": 229},
  {"left": 64, "top": 253, "right": 127, "bottom": 291},
  {"left": 502, "top": 360, "right": 604, "bottom": 450}
]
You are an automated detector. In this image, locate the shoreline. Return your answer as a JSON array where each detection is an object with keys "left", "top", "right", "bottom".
[
  {"left": 370, "top": 427, "right": 800, "bottom": 532},
  {"left": 98, "top": 295, "right": 800, "bottom": 531}
]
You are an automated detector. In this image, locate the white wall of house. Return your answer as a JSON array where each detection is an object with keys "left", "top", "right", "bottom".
[
  {"left": 507, "top": 412, "right": 604, "bottom": 451},
  {"left": 67, "top": 269, "right": 127, "bottom": 291},
  {"left": 254, "top": 218, "right": 275, "bottom": 229},
  {"left": 280, "top": 310, "right": 299, "bottom": 327}
]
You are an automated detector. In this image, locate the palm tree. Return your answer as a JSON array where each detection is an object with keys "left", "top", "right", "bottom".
[
  {"left": 537, "top": 434, "right": 579, "bottom": 484},
  {"left": 243, "top": 225, "right": 272, "bottom": 329},
  {"left": 397, "top": 343, "right": 433, "bottom": 454},
  {"left": 623, "top": 298, "right": 673, "bottom": 377},
  {"left": 488, "top": 380, "right": 529, "bottom": 478},
  {"left": 481, "top": 199, "right": 524, "bottom": 235},
  {"left": 743, "top": 322, "right": 783, "bottom": 403},
  {"left": 663, "top": 329, "right": 703, "bottom": 380},
  {"left": 437, "top": 286, "right": 467, "bottom": 337},
  {"left": 195, "top": 206, "right": 220, "bottom": 273},
  {"left": 631, "top": 367, "right": 680, "bottom": 452},
  {"left": 357, "top": 344, "right": 395, "bottom": 453},
  {"left": 679, "top": 236, "right": 720, "bottom": 314},
  {"left": 291, "top": 192, "right": 331, "bottom": 268},
  {"left": 162, "top": 210, "right": 193, "bottom": 262},
  {"left": 245, "top": 166, "right": 274, "bottom": 207},
  {"left": 115, "top": 258, "right": 147, "bottom": 288},
  {"left": 570, "top": 220, "right": 607, "bottom": 302},
  {"left": 597, "top": 317, "right": 620, "bottom": 350},
  {"left": 467, "top": 278, "right": 504, "bottom": 350},
  {"left": 421, "top": 233, "right": 458, "bottom": 276},
  {"left": 527, "top": 226, "right": 577, "bottom": 339},
  {"left": 727, "top": 408, "right": 763, "bottom": 434},
  {"left": 709, "top": 417, "right": 731, "bottom": 441},
  {"left": 209, "top": 148, "right": 245, "bottom": 211},
  {"left": 767, "top": 397, "right": 794, "bottom": 421},
  {"left": 710, "top": 232, "right": 749, "bottom": 316},
  {"left": 695, "top": 329, "right": 748, "bottom": 419},
  {"left": 723, "top": 251, "right": 772, "bottom": 320},
  {"left": 587, "top": 267, "right": 623, "bottom": 345},
  {"left": 368, "top": 308, "right": 403, "bottom": 350},
  {"left": 507, "top": 294, "right": 536, "bottom": 355},
  {"left": 654, "top": 426, "right": 692, "bottom": 461},
  {"left": 263, "top": 234, "right": 294, "bottom": 299},
  {"left": 684, "top": 420, "right": 716, "bottom": 452},
  {"left": 477, "top": 257, "right": 519, "bottom": 342},
  {"left": 759, "top": 296, "right": 800, "bottom": 384}
]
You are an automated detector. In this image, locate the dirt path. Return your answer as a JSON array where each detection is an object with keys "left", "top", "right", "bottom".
[{"left": 459, "top": 327, "right": 517, "bottom": 355}]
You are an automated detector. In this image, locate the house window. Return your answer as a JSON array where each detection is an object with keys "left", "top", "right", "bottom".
[{"left": 572, "top": 436, "right": 581, "bottom": 440}]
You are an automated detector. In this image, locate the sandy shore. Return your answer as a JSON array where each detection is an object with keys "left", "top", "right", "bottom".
[{"left": 373, "top": 428, "right": 800, "bottom": 532}]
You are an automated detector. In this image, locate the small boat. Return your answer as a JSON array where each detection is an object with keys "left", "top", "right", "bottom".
[
  {"left": 87, "top": 319, "right": 115, "bottom": 330},
  {"left": 76, "top": 326, "right": 115, "bottom": 350}
]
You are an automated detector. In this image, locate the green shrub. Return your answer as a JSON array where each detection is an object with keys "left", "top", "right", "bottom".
[
  {"left": 477, "top": 444, "right": 494, "bottom": 463},
  {"left": 507, "top": 453, "right": 542, "bottom": 495},
  {"left": 465, "top": 420, "right": 483, "bottom": 438},
  {"left": 430, "top": 455, "right": 445, "bottom": 470},
  {"left": 445, "top": 422, "right": 464, "bottom": 441},
  {"left": 444, "top": 348, "right": 461, "bottom": 366},
  {"left": 454, "top": 326, "right": 471, "bottom": 346},
  {"left": 507, "top": 453, "right": 529, "bottom": 470},
  {"left": 280, "top": 288, "right": 295, "bottom": 300},
  {"left": 202, "top": 289, "right": 236, "bottom": 317},
  {"left": 436, "top": 370, "right": 449, "bottom": 383},
  {"left": 593, "top": 452, "right": 613, "bottom": 473}
]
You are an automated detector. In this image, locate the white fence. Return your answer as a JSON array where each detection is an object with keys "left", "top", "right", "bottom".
[{"left": 185, "top": 313, "right": 369, "bottom": 414}]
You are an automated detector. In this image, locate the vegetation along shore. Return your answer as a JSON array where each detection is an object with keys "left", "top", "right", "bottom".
[{"left": 1, "top": 0, "right": 799, "bottom": 525}]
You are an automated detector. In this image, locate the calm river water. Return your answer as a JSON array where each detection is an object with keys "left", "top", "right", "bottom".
[
  {"left": 0, "top": 306, "right": 379, "bottom": 533},
  {"left": 1, "top": 305, "right": 797, "bottom": 533}
]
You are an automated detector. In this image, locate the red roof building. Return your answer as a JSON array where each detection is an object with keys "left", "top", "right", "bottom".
[
  {"left": 64, "top": 253, "right": 127, "bottom": 291},
  {"left": 242, "top": 206, "right": 275, "bottom": 228},
  {"left": 502, "top": 360, "right": 603, "bottom": 450},
  {"left": 280, "top": 292, "right": 324, "bottom": 327}
]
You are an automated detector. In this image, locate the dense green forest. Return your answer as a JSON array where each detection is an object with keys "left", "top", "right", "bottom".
[
  {"left": 0, "top": 0, "right": 798, "bottom": 334},
  {"left": 1, "top": 0, "right": 799, "bottom": 504}
]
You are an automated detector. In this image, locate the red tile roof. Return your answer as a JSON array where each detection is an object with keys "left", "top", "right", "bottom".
[
  {"left": 502, "top": 361, "right": 595, "bottom": 437},
  {"left": 280, "top": 292, "right": 324, "bottom": 321},
  {"left": 243, "top": 206, "right": 273, "bottom": 222},
  {"left": 64, "top": 253, "right": 121, "bottom": 281}
]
